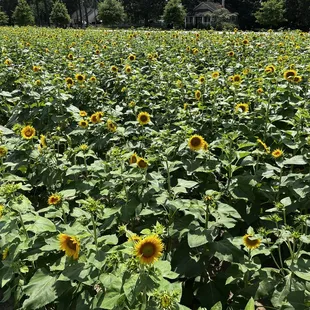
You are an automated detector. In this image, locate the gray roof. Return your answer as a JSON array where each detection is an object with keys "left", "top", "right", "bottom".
[{"left": 193, "top": 1, "right": 223, "bottom": 13}]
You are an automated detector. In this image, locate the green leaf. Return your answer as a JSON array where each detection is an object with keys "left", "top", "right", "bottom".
[
  {"left": 244, "top": 297, "right": 255, "bottom": 310},
  {"left": 0, "top": 266, "right": 13, "bottom": 287},
  {"left": 283, "top": 156, "right": 307, "bottom": 165},
  {"left": 210, "top": 301, "right": 222, "bottom": 310},
  {"left": 23, "top": 269, "right": 57, "bottom": 309},
  {"left": 188, "top": 222, "right": 215, "bottom": 248},
  {"left": 177, "top": 179, "right": 198, "bottom": 188},
  {"left": 27, "top": 216, "right": 56, "bottom": 234},
  {"left": 97, "top": 292, "right": 125, "bottom": 309}
]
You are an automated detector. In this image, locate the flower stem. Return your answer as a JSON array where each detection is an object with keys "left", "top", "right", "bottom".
[{"left": 91, "top": 213, "right": 98, "bottom": 250}]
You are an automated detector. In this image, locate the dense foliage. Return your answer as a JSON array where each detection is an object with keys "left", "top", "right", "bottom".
[
  {"left": 12, "top": 0, "right": 35, "bottom": 26},
  {"left": 97, "top": 0, "right": 126, "bottom": 26},
  {"left": 49, "top": 0, "right": 70, "bottom": 28},
  {"left": 1, "top": 27, "right": 310, "bottom": 310},
  {"left": 163, "top": 0, "right": 186, "bottom": 28}
]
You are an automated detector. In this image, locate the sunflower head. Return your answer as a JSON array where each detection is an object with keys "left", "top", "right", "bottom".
[
  {"left": 293, "top": 76, "right": 302, "bottom": 83},
  {"left": 228, "top": 51, "right": 234, "bottom": 57},
  {"left": 0, "top": 146, "right": 8, "bottom": 158},
  {"left": 111, "top": 65, "right": 118, "bottom": 72},
  {"left": 243, "top": 234, "right": 261, "bottom": 250},
  {"left": 125, "top": 65, "right": 132, "bottom": 74},
  {"left": 232, "top": 74, "right": 242, "bottom": 83},
  {"left": 242, "top": 39, "right": 249, "bottom": 45},
  {"left": 283, "top": 69, "right": 297, "bottom": 81},
  {"left": 4, "top": 59, "right": 12, "bottom": 66},
  {"left": 272, "top": 149, "right": 283, "bottom": 158},
  {"left": 48, "top": 193, "right": 62, "bottom": 205},
  {"left": 79, "top": 120, "right": 89, "bottom": 128},
  {"left": 128, "top": 54, "right": 136, "bottom": 61},
  {"left": 265, "top": 65, "right": 276, "bottom": 74},
  {"left": 107, "top": 119, "right": 117, "bottom": 132},
  {"left": 59, "top": 234, "right": 80, "bottom": 260},
  {"left": 134, "top": 235, "right": 163, "bottom": 264},
  {"left": 40, "top": 134, "right": 47, "bottom": 148},
  {"left": 75, "top": 73, "right": 85, "bottom": 83},
  {"left": 89, "top": 76, "right": 97, "bottom": 82},
  {"left": 79, "top": 110, "right": 87, "bottom": 117},
  {"left": 65, "top": 77, "right": 74, "bottom": 87},
  {"left": 90, "top": 112, "right": 102, "bottom": 124},
  {"left": 32, "top": 65, "right": 41, "bottom": 72},
  {"left": 137, "top": 157, "right": 148, "bottom": 169},
  {"left": 198, "top": 76, "right": 205, "bottom": 83},
  {"left": 21, "top": 125, "right": 36, "bottom": 140},
  {"left": 235, "top": 103, "right": 249, "bottom": 113},
  {"left": 212, "top": 71, "right": 220, "bottom": 79},
  {"left": 129, "top": 153, "right": 138, "bottom": 164},
  {"left": 195, "top": 90, "right": 201, "bottom": 100},
  {"left": 67, "top": 53, "right": 74, "bottom": 60},
  {"left": 137, "top": 112, "right": 151, "bottom": 125},
  {"left": 257, "top": 88, "right": 264, "bottom": 94},
  {"left": 188, "top": 135, "right": 206, "bottom": 151}
]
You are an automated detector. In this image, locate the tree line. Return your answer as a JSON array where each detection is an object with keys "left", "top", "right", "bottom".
[{"left": 0, "top": 0, "right": 309, "bottom": 30}]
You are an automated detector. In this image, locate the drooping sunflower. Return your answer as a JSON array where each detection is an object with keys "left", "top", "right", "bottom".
[
  {"left": 107, "top": 119, "right": 117, "bottom": 132},
  {"left": 134, "top": 235, "right": 163, "bottom": 264},
  {"left": 0, "top": 146, "right": 8, "bottom": 157},
  {"left": 40, "top": 134, "right": 47, "bottom": 148},
  {"left": 137, "top": 157, "right": 148, "bottom": 169},
  {"left": 188, "top": 135, "right": 206, "bottom": 151},
  {"left": 59, "top": 234, "right": 80, "bottom": 260},
  {"left": 48, "top": 194, "right": 62, "bottom": 205},
  {"left": 21, "top": 125, "right": 36, "bottom": 140},
  {"left": 243, "top": 234, "right": 261, "bottom": 250},
  {"left": 195, "top": 90, "right": 202, "bottom": 100},
  {"left": 235, "top": 103, "right": 249, "bottom": 113},
  {"left": 65, "top": 77, "right": 74, "bottom": 87},
  {"left": 283, "top": 69, "right": 297, "bottom": 81},
  {"left": 129, "top": 153, "right": 138, "bottom": 164},
  {"left": 272, "top": 149, "right": 283, "bottom": 158},
  {"left": 75, "top": 73, "right": 85, "bottom": 83},
  {"left": 79, "top": 120, "right": 89, "bottom": 128},
  {"left": 137, "top": 112, "right": 151, "bottom": 125},
  {"left": 79, "top": 110, "right": 87, "bottom": 117}
]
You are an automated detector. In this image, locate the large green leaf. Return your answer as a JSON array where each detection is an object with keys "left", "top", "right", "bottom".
[
  {"left": 283, "top": 156, "right": 307, "bottom": 165},
  {"left": 244, "top": 297, "right": 255, "bottom": 310},
  {"left": 22, "top": 269, "right": 57, "bottom": 309},
  {"left": 210, "top": 301, "right": 222, "bottom": 310}
]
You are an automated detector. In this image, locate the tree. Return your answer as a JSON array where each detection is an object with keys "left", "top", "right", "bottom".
[
  {"left": 0, "top": 6, "right": 9, "bottom": 25},
  {"left": 163, "top": 0, "right": 186, "bottom": 28},
  {"left": 98, "top": 0, "right": 125, "bottom": 26},
  {"left": 255, "top": 0, "right": 286, "bottom": 28},
  {"left": 211, "top": 8, "right": 237, "bottom": 30},
  {"left": 50, "top": 0, "right": 70, "bottom": 27},
  {"left": 12, "top": 0, "right": 35, "bottom": 25},
  {"left": 286, "top": 0, "right": 310, "bottom": 30}
]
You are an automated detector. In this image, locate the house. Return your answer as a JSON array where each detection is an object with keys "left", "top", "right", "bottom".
[{"left": 185, "top": 0, "right": 237, "bottom": 29}]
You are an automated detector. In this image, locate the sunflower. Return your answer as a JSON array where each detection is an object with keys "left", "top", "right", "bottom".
[
  {"left": 137, "top": 112, "right": 151, "bottom": 125},
  {"left": 293, "top": 76, "right": 302, "bottom": 83},
  {"left": 111, "top": 65, "right": 118, "bottom": 73},
  {"left": 48, "top": 193, "right": 62, "bottom": 205},
  {"left": 107, "top": 119, "right": 117, "bottom": 132},
  {"left": 192, "top": 48, "right": 199, "bottom": 55},
  {"left": 128, "top": 54, "right": 136, "bottom": 61},
  {"left": 242, "top": 39, "right": 249, "bottom": 45},
  {"left": 4, "top": 59, "right": 12, "bottom": 66},
  {"left": 232, "top": 74, "right": 242, "bottom": 83},
  {"left": 129, "top": 101, "right": 136, "bottom": 108},
  {"left": 128, "top": 234, "right": 141, "bottom": 243},
  {"left": 227, "top": 51, "right": 234, "bottom": 57},
  {"left": 90, "top": 112, "right": 102, "bottom": 124},
  {"left": 80, "top": 144, "right": 88, "bottom": 151},
  {"left": 95, "top": 49, "right": 100, "bottom": 55},
  {"left": 79, "top": 120, "right": 89, "bottom": 128},
  {"left": 65, "top": 77, "right": 74, "bottom": 87},
  {"left": 265, "top": 65, "right": 276, "bottom": 74},
  {"left": 79, "top": 110, "right": 87, "bottom": 117},
  {"left": 32, "top": 65, "right": 41, "bottom": 72},
  {"left": 235, "top": 103, "right": 249, "bottom": 113},
  {"left": 2, "top": 248, "right": 9, "bottom": 260},
  {"left": 40, "top": 134, "right": 47, "bottom": 148},
  {"left": 159, "top": 293, "right": 174, "bottom": 309},
  {"left": 89, "top": 76, "right": 97, "bottom": 82},
  {"left": 125, "top": 65, "right": 132, "bottom": 74},
  {"left": 134, "top": 235, "right": 163, "bottom": 264},
  {"left": 75, "top": 73, "right": 85, "bottom": 83},
  {"left": 257, "top": 88, "right": 264, "bottom": 94},
  {"left": 59, "top": 234, "right": 80, "bottom": 260},
  {"left": 137, "top": 157, "right": 148, "bottom": 169},
  {"left": 129, "top": 153, "right": 138, "bottom": 164},
  {"left": 0, "top": 204, "right": 4, "bottom": 218},
  {"left": 188, "top": 135, "right": 206, "bottom": 151},
  {"left": 21, "top": 125, "right": 36, "bottom": 140},
  {"left": 198, "top": 76, "right": 205, "bottom": 83},
  {"left": 212, "top": 71, "right": 220, "bottom": 79},
  {"left": 0, "top": 146, "right": 8, "bottom": 157},
  {"left": 283, "top": 69, "right": 297, "bottom": 81},
  {"left": 67, "top": 53, "right": 73, "bottom": 60},
  {"left": 243, "top": 234, "right": 261, "bottom": 250},
  {"left": 272, "top": 149, "right": 283, "bottom": 158},
  {"left": 195, "top": 90, "right": 202, "bottom": 100},
  {"left": 35, "top": 80, "right": 41, "bottom": 86}
]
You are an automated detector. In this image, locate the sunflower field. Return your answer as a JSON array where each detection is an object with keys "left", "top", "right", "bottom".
[{"left": 1, "top": 27, "right": 310, "bottom": 310}]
